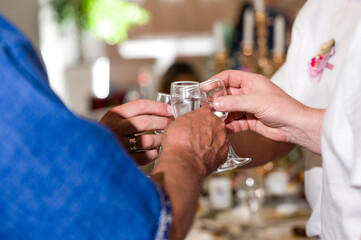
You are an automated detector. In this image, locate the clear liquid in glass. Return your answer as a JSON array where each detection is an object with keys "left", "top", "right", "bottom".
[{"left": 172, "top": 97, "right": 201, "bottom": 119}]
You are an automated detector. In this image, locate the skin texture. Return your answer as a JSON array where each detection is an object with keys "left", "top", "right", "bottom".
[
  {"left": 211, "top": 70, "right": 324, "bottom": 155},
  {"left": 100, "top": 102, "right": 228, "bottom": 240},
  {"left": 154, "top": 108, "right": 228, "bottom": 239},
  {"left": 100, "top": 99, "right": 173, "bottom": 165},
  {"left": 229, "top": 130, "right": 294, "bottom": 168}
]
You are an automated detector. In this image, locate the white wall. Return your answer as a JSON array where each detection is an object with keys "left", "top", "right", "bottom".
[
  {"left": 37, "top": 0, "right": 107, "bottom": 117},
  {"left": 0, "top": 0, "right": 39, "bottom": 49}
]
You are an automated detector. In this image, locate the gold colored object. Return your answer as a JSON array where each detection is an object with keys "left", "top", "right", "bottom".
[
  {"left": 240, "top": 44, "right": 256, "bottom": 73},
  {"left": 240, "top": 9, "right": 285, "bottom": 77},
  {"left": 255, "top": 11, "right": 274, "bottom": 77},
  {"left": 129, "top": 137, "right": 138, "bottom": 152},
  {"left": 317, "top": 38, "right": 335, "bottom": 57},
  {"left": 273, "top": 52, "right": 285, "bottom": 71},
  {"left": 242, "top": 45, "right": 254, "bottom": 57},
  {"left": 212, "top": 8, "right": 286, "bottom": 77},
  {"left": 215, "top": 51, "right": 230, "bottom": 73}
]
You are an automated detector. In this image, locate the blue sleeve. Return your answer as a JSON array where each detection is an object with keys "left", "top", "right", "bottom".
[{"left": 0, "top": 14, "right": 172, "bottom": 240}]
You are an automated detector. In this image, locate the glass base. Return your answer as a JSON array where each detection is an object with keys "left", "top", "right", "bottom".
[
  {"left": 215, "top": 157, "right": 252, "bottom": 173},
  {"left": 214, "top": 141, "right": 252, "bottom": 173}
]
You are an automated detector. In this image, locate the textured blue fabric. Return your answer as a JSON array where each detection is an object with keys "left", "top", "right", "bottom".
[{"left": 0, "top": 14, "right": 170, "bottom": 240}]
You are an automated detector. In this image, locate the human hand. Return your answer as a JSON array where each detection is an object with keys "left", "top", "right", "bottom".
[
  {"left": 160, "top": 108, "right": 229, "bottom": 177},
  {"left": 210, "top": 70, "right": 324, "bottom": 154},
  {"left": 150, "top": 108, "right": 228, "bottom": 239},
  {"left": 99, "top": 99, "right": 173, "bottom": 165}
]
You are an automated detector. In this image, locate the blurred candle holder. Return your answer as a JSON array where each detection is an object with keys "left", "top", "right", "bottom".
[
  {"left": 273, "top": 14, "right": 286, "bottom": 71},
  {"left": 215, "top": 51, "right": 231, "bottom": 73},
  {"left": 255, "top": 9, "right": 274, "bottom": 77},
  {"left": 237, "top": 1, "right": 286, "bottom": 77}
]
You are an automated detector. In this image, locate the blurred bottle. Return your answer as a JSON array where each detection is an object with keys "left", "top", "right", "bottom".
[{"left": 208, "top": 174, "right": 233, "bottom": 210}]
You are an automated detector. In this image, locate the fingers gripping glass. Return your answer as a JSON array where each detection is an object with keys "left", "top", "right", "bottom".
[{"left": 200, "top": 78, "right": 251, "bottom": 173}]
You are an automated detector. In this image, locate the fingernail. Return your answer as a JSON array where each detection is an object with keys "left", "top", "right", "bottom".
[
  {"left": 214, "top": 98, "right": 224, "bottom": 110},
  {"left": 167, "top": 105, "right": 173, "bottom": 115}
]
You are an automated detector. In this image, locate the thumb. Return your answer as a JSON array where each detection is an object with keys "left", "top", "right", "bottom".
[{"left": 214, "top": 95, "right": 257, "bottom": 113}]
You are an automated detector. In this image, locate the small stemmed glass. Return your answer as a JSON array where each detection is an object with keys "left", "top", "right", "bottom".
[
  {"left": 151, "top": 92, "right": 172, "bottom": 174},
  {"left": 170, "top": 81, "right": 201, "bottom": 118},
  {"left": 169, "top": 80, "right": 251, "bottom": 173},
  {"left": 154, "top": 92, "right": 172, "bottom": 134},
  {"left": 200, "top": 78, "right": 251, "bottom": 173}
]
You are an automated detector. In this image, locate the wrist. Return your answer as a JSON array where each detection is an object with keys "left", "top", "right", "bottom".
[
  {"left": 288, "top": 106, "right": 324, "bottom": 154},
  {"left": 152, "top": 146, "right": 206, "bottom": 239},
  {"left": 156, "top": 146, "right": 207, "bottom": 180}
]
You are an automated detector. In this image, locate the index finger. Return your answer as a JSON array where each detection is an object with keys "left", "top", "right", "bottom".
[
  {"left": 209, "top": 70, "right": 262, "bottom": 89},
  {"left": 111, "top": 99, "right": 173, "bottom": 119},
  {"left": 214, "top": 94, "right": 260, "bottom": 114}
]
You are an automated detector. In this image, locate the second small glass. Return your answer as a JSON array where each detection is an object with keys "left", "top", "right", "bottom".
[
  {"left": 170, "top": 81, "right": 201, "bottom": 118},
  {"left": 200, "top": 78, "right": 252, "bottom": 173},
  {"left": 154, "top": 92, "right": 172, "bottom": 134},
  {"left": 151, "top": 92, "right": 172, "bottom": 174}
]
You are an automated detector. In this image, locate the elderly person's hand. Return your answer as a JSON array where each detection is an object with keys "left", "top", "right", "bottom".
[
  {"left": 100, "top": 99, "right": 173, "bottom": 165},
  {"left": 152, "top": 108, "right": 228, "bottom": 240},
  {"left": 211, "top": 70, "right": 324, "bottom": 154},
  {"left": 160, "top": 108, "right": 229, "bottom": 176}
]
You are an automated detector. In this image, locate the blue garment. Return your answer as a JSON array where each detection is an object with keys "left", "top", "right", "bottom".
[{"left": 0, "top": 15, "right": 171, "bottom": 240}]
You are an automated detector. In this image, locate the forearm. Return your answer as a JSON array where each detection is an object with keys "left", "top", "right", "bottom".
[
  {"left": 287, "top": 107, "right": 325, "bottom": 155},
  {"left": 151, "top": 147, "right": 206, "bottom": 240},
  {"left": 230, "top": 130, "right": 294, "bottom": 168}
]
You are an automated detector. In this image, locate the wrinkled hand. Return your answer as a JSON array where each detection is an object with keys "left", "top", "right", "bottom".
[
  {"left": 210, "top": 70, "right": 323, "bottom": 153},
  {"left": 161, "top": 108, "right": 229, "bottom": 176},
  {"left": 100, "top": 99, "right": 173, "bottom": 165}
]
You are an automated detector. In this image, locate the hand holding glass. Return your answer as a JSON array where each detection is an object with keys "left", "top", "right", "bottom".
[{"left": 200, "top": 78, "right": 251, "bottom": 172}]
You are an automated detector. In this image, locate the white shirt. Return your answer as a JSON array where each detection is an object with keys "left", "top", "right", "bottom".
[
  {"left": 321, "top": 19, "right": 361, "bottom": 240},
  {"left": 271, "top": 0, "right": 361, "bottom": 237}
]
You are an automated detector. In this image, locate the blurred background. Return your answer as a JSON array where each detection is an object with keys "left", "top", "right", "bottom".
[{"left": 0, "top": 0, "right": 311, "bottom": 239}]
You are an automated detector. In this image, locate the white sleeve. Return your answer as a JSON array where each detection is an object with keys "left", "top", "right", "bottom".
[
  {"left": 350, "top": 131, "right": 361, "bottom": 187},
  {"left": 342, "top": 20, "right": 361, "bottom": 187},
  {"left": 271, "top": 62, "right": 287, "bottom": 88}
]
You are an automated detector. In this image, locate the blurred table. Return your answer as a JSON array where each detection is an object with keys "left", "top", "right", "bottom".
[{"left": 186, "top": 198, "right": 314, "bottom": 240}]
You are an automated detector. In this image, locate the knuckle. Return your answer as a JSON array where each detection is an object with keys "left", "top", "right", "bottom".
[
  {"left": 146, "top": 149, "right": 158, "bottom": 161},
  {"left": 106, "top": 109, "right": 118, "bottom": 117},
  {"left": 129, "top": 117, "right": 141, "bottom": 130},
  {"left": 140, "top": 116, "right": 153, "bottom": 128},
  {"left": 134, "top": 99, "right": 149, "bottom": 111},
  {"left": 140, "top": 135, "right": 149, "bottom": 148},
  {"left": 203, "top": 108, "right": 212, "bottom": 114},
  {"left": 130, "top": 116, "right": 152, "bottom": 132},
  {"left": 219, "top": 120, "right": 226, "bottom": 129},
  {"left": 164, "top": 117, "right": 172, "bottom": 126},
  {"left": 160, "top": 117, "right": 171, "bottom": 128},
  {"left": 141, "top": 135, "right": 155, "bottom": 149}
]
